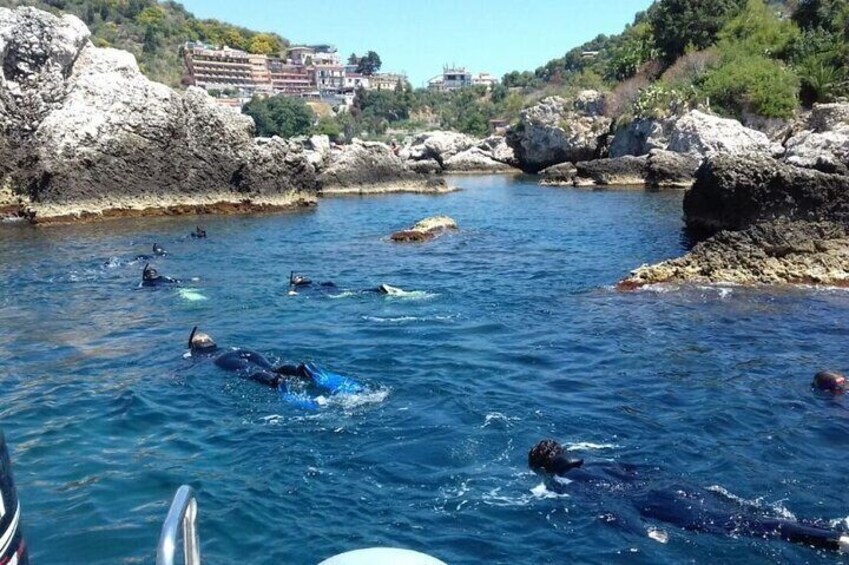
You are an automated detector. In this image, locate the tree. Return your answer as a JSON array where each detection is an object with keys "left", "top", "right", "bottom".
[
  {"left": 243, "top": 96, "right": 316, "bottom": 138},
  {"left": 347, "top": 53, "right": 359, "bottom": 65},
  {"left": 649, "top": 0, "right": 747, "bottom": 63},
  {"left": 136, "top": 6, "right": 165, "bottom": 29},
  {"left": 718, "top": 0, "right": 799, "bottom": 58},
  {"left": 223, "top": 29, "right": 247, "bottom": 50},
  {"left": 356, "top": 51, "right": 382, "bottom": 76},
  {"left": 248, "top": 33, "right": 278, "bottom": 54}
]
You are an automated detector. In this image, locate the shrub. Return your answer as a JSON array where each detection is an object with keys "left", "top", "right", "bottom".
[
  {"left": 631, "top": 82, "right": 695, "bottom": 119},
  {"left": 605, "top": 75, "right": 651, "bottom": 118},
  {"left": 701, "top": 52, "right": 799, "bottom": 118},
  {"left": 649, "top": 0, "right": 747, "bottom": 63},
  {"left": 661, "top": 49, "right": 720, "bottom": 88},
  {"left": 243, "top": 96, "right": 316, "bottom": 138}
]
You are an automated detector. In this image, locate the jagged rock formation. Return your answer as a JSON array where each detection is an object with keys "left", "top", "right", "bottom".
[
  {"left": 609, "top": 118, "right": 672, "bottom": 158},
  {"left": 621, "top": 154, "right": 849, "bottom": 287},
  {"left": 667, "top": 110, "right": 783, "bottom": 158},
  {"left": 573, "top": 156, "right": 648, "bottom": 186},
  {"left": 403, "top": 131, "right": 518, "bottom": 174},
  {"left": 645, "top": 150, "right": 702, "bottom": 189},
  {"left": 784, "top": 103, "right": 849, "bottom": 175},
  {"left": 0, "top": 7, "right": 319, "bottom": 222},
  {"left": 506, "top": 92, "right": 612, "bottom": 173}
]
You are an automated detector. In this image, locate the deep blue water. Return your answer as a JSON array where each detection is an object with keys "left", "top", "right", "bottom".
[{"left": 1, "top": 175, "right": 848, "bottom": 564}]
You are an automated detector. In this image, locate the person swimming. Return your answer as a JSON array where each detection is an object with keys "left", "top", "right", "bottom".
[
  {"left": 528, "top": 440, "right": 849, "bottom": 553},
  {"left": 133, "top": 243, "right": 168, "bottom": 262},
  {"left": 812, "top": 370, "right": 846, "bottom": 393},
  {"left": 286, "top": 274, "right": 408, "bottom": 297},
  {"left": 141, "top": 263, "right": 179, "bottom": 287},
  {"left": 187, "top": 327, "right": 363, "bottom": 407},
  {"left": 191, "top": 226, "right": 207, "bottom": 239}
]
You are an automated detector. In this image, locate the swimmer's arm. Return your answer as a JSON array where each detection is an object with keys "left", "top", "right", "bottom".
[{"left": 753, "top": 518, "right": 844, "bottom": 551}]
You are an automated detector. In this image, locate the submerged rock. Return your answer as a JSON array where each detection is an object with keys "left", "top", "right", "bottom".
[
  {"left": 390, "top": 215, "right": 458, "bottom": 243},
  {"left": 506, "top": 93, "right": 612, "bottom": 173},
  {"left": 0, "top": 7, "right": 317, "bottom": 222}
]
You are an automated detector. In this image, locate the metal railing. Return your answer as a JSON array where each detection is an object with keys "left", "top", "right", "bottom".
[{"left": 156, "top": 485, "right": 201, "bottom": 565}]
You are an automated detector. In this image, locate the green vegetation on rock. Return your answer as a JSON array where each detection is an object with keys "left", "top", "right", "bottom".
[{"left": 0, "top": 0, "right": 288, "bottom": 87}]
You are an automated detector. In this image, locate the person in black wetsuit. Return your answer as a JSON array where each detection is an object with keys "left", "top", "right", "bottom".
[
  {"left": 813, "top": 370, "right": 846, "bottom": 393},
  {"left": 142, "top": 263, "right": 179, "bottom": 287},
  {"left": 187, "top": 327, "right": 363, "bottom": 407},
  {"left": 191, "top": 226, "right": 207, "bottom": 239},
  {"left": 133, "top": 243, "right": 167, "bottom": 262},
  {"left": 286, "top": 272, "right": 407, "bottom": 297},
  {"left": 528, "top": 440, "right": 849, "bottom": 553}
]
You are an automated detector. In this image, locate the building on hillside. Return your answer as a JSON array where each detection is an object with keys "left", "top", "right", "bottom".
[
  {"left": 472, "top": 72, "right": 499, "bottom": 89},
  {"left": 183, "top": 42, "right": 257, "bottom": 92},
  {"left": 344, "top": 73, "right": 371, "bottom": 90},
  {"left": 287, "top": 44, "right": 341, "bottom": 66},
  {"left": 267, "top": 59, "right": 313, "bottom": 95},
  {"left": 313, "top": 64, "right": 345, "bottom": 92},
  {"left": 371, "top": 73, "right": 406, "bottom": 91}
]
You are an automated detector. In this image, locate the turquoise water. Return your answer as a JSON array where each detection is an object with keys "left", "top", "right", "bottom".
[{"left": 1, "top": 175, "right": 848, "bottom": 564}]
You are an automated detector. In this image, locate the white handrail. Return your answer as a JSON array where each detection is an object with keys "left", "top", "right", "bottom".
[{"left": 156, "top": 485, "right": 201, "bottom": 565}]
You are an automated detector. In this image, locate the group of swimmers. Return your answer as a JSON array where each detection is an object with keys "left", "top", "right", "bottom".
[{"left": 135, "top": 224, "right": 849, "bottom": 553}]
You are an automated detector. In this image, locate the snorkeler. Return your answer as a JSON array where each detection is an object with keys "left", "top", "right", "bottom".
[
  {"left": 191, "top": 226, "right": 207, "bottom": 239},
  {"left": 133, "top": 243, "right": 168, "bottom": 262},
  {"left": 286, "top": 273, "right": 409, "bottom": 297},
  {"left": 187, "top": 327, "right": 362, "bottom": 407},
  {"left": 141, "top": 263, "right": 179, "bottom": 287},
  {"left": 528, "top": 440, "right": 849, "bottom": 553},
  {"left": 812, "top": 370, "right": 846, "bottom": 393}
]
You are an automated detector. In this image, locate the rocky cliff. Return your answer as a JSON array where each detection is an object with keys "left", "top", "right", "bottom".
[{"left": 0, "top": 7, "right": 319, "bottom": 222}]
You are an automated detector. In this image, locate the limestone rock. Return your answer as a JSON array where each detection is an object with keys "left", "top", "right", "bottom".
[
  {"left": 0, "top": 7, "right": 318, "bottom": 221},
  {"left": 539, "top": 163, "right": 577, "bottom": 186},
  {"left": 668, "top": 110, "right": 782, "bottom": 158},
  {"left": 477, "top": 135, "right": 519, "bottom": 167},
  {"left": 390, "top": 215, "right": 458, "bottom": 243},
  {"left": 506, "top": 94, "right": 612, "bottom": 173},
  {"left": 621, "top": 221, "right": 849, "bottom": 287},
  {"left": 574, "top": 156, "right": 647, "bottom": 186},
  {"left": 444, "top": 147, "right": 515, "bottom": 173},
  {"left": 683, "top": 153, "right": 849, "bottom": 235},
  {"left": 319, "top": 139, "right": 416, "bottom": 189},
  {"left": 406, "top": 131, "right": 477, "bottom": 167},
  {"left": 609, "top": 118, "right": 671, "bottom": 158},
  {"left": 784, "top": 103, "right": 849, "bottom": 174},
  {"left": 645, "top": 150, "right": 702, "bottom": 189}
]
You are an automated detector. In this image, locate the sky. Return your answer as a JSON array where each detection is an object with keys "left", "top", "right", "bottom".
[{"left": 178, "top": 0, "right": 655, "bottom": 86}]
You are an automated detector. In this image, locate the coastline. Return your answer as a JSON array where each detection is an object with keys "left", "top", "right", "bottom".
[
  {"left": 319, "top": 180, "right": 459, "bottom": 197},
  {"left": 7, "top": 192, "right": 316, "bottom": 225}
]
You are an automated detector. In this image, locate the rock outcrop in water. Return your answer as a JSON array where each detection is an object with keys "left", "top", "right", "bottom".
[
  {"left": 390, "top": 215, "right": 458, "bottom": 243},
  {"left": 402, "top": 131, "right": 519, "bottom": 174},
  {"left": 784, "top": 103, "right": 849, "bottom": 174},
  {"left": 0, "top": 7, "right": 322, "bottom": 222},
  {"left": 507, "top": 92, "right": 612, "bottom": 173},
  {"left": 621, "top": 153, "right": 849, "bottom": 287}
]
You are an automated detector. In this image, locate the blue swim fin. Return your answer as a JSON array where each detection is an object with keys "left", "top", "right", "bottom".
[
  {"left": 278, "top": 387, "right": 319, "bottom": 410},
  {"left": 303, "top": 362, "right": 363, "bottom": 394}
]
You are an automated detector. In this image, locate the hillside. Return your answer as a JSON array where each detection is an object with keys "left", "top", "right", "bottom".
[{"left": 0, "top": 0, "right": 289, "bottom": 87}]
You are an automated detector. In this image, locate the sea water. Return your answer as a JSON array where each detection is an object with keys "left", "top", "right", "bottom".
[{"left": 0, "top": 175, "right": 847, "bottom": 564}]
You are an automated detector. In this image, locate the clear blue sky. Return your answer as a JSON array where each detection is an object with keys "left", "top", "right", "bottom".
[{"left": 178, "top": 0, "right": 655, "bottom": 86}]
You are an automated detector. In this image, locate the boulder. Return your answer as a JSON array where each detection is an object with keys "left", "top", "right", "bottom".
[
  {"left": 645, "top": 150, "right": 702, "bottom": 189},
  {"left": 390, "top": 215, "right": 458, "bottom": 243},
  {"left": 405, "top": 131, "right": 477, "bottom": 167},
  {"left": 0, "top": 7, "right": 318, "bottom": 221},
  {"left": 620, "top": 220, "right": 849, "bottom": 287},
  {"left": 477, "top": 135, "right": 519, "bottom": 167},
  {"left": 506, "top": 93, "right": 612, "bottom": 173},
  {"left": 319, "top": 139, "right": 417, "bottom": 189},
  {"left": 539, "top": 163, "right": 577, "bottom": 186},
  {"left": 683, "top": 153, "right": 849, "bottom": 235},
  {"left": 667, "top": 110, "right": 782, "bottom": 158},
  {"left": 574, "top": 156, "right": 647, "bottom": 186},
  {"left": 609, "top": 118, "right": 671, "bottom": 158},
  {"left": 443, "top": 147, "right": 515, "bottom": 173},
  {"left": 784, "top": 103, "right": 849, "bottom": 174},
  {"left": 408, "top": 159, "right": 442, "bottom": 175}
]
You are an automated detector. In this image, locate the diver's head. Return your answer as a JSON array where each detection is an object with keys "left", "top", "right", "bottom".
[
  {"left": 143, "top": 263, "right": 157, "bottom": 280},
  {"left": 153, "top": 243, "right": 166, "bottom": 255},
  {"left": 528, "top": 440, "right": 583, "bottom": 474},
  {"left": 813, "top": 370, "right": 846, "bottom": 393},
  {"left": 188, "top": 326, "right": 217, "bottom": 353}
]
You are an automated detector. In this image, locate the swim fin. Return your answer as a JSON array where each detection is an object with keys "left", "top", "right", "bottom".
[
  {"left": 303, "top": 362, "right": 363, "bottom": 394},
  {"left": 279, "top": 388, "right": 319, "bottom": 410}
]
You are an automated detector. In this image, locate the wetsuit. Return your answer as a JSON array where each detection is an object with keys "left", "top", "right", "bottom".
[
  {"left": 545, "top": 459, "right": 848, "bottom": 552},
  {"left": 199, "top": 346, "right": 363, "bottom": 408}
]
